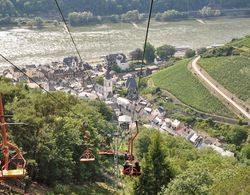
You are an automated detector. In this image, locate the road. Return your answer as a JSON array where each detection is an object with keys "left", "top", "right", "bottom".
[{"left": 191, "top": 56, "right": 250, "bottom": 121}]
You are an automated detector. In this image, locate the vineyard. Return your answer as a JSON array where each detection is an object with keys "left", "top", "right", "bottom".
[
  {"left": 151, "top": 60, "right": 233, "bottom": 117},
  {"left": 228, "top": 35, "right": 250, "bottom": 49},
  {"left": 199, "top": 56, "right": 250, "bottom": 103}
]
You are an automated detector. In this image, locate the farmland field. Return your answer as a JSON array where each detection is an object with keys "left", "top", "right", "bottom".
[
  {"left": 151, "top": 60, "right": 234, "bottom": 117},
  {"left": 199, "top": 56, "right": 250, "bottom": 104}
]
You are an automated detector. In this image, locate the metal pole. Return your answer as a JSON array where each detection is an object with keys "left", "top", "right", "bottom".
[{"left": 0, "top": 95, "right": 9, "bottom": 169}]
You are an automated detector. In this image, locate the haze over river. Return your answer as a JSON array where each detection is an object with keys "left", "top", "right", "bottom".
[{"left": 0, "top": 18, "right": 250, "bottom": 68}]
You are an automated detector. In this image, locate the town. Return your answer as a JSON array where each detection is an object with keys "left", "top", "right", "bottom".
[{"left": 0, "top": 47, "right": 233, "bottom": 158}]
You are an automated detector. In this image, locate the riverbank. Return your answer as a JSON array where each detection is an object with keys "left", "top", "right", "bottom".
[{"left": 1, "top": 17, "right": 250, "bottom": 68}]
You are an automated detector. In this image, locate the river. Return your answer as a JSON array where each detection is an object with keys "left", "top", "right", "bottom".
[{"left": 0, "top": 17, "right": 250, "bottom": 69}]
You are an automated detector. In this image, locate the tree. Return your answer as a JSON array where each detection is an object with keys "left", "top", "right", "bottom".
[
  {"left": 226, "top": 126, "right": 248, "bottom": 146},
  {"left": 34, "top": 17, "right": 43, "bottom": 28},
  {"left": 185, "top": 49, "right": 196, "bottom": 58},
  {"left": 241, "top": 144, "right": 250, "bottom": 159},
  {"left": 121, "top": 10, "right": 140, "bottom": 22},
  {"left": 156, "top": 44, "right": 176, "bottom": 60},
  {"left": 161, "top": 10, "right": 186, "bottom": 21},
  {"left": 0, "top": 0, "right": 16, "bottom": 16},
  {"left": 166, "top": 166, "right": 213, "bottom": 194},
  {"left": 129, "top": 48, "right": 143, "bottom": 61},
  {"left": 68, "top": 11, "right": 96, "bottom": 26},
  {"left": 144, "top": 42, "right": 156, "bottom": 64},
  {"left": 197, "top": 47, "right": 207, "bottom": 55},
  {"left": 134, "top": 132, "right": 174, "bottom": 195},
  {"left": 199, "top": 6, "right": 221, "bottom": 18}
]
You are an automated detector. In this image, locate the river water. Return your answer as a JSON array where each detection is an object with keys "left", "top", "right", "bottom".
[{"left": 0, "top": 18, "right": 250, "bottom": 69}]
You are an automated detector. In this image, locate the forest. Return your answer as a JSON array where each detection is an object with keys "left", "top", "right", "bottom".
[
  {"left": 0, "top": 0, "right": 249, "bottom": 17},
  {"left": 0, "top": 75, "right": 250, "bottom": 194}
]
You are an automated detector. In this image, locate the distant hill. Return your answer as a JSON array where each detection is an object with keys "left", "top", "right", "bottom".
[{"left": 1, "top": 0, "right": 250, "bottom": 17}]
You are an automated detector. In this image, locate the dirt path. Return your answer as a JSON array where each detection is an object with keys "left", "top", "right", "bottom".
[{"left": 190, "top": 56, "right": 250, "bottom": 121}]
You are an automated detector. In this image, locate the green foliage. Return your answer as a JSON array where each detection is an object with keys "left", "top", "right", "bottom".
[
  {"left": 0, "top": 0, "right": 16, "bottom": 16},
  {"left": 199, "top": 6, "right": 221, "bottom": 17},
  {"left": 199, "top": 56, "right": 250, "bottom": 101},
  {"left": 155, "top": 10, "right": 187, "bottom": 21},
  {"left": 134, "top": 127, "right": 250, "bottom": 195},
  {"left": 68, "top": 11, "right": 99, "bottom": 26},
  {"left": 195, "top": 118, "right": 249, "bottom": 150},
  {"left": 121, "top": 10, "right": 140, "bottom": 23},
  {"left": 111, "top": 63, "right": 122, "bottom": 73},
  {"left": 156, "top": 44, "right": 176, "bottom": 60},
  {"left": 210, "top": 166, "right": 250, "bottom": 194},
  {"left": 229, "top": 35, "right": 250, "bottom": 48},
  {"left": 129, "top": 48, "right": 143, "bottom": 61},
  {"left": 95, "top": 76, "right": 104, "bottom": 85},
  {"left": 166, "top": 166, "right": 213, "bottom": 194},
  {"left": 0, "top": 16, "right": 17, "bottom": 25},
  {"left": 1, "top": 0, "right": 249, "bottom": 19},
  {"left": 197, "top": 47, "right": 207, "bottom": 55},
  {"left": 226, "top": 126, "right": 248, "bottom": 146},
  {"left": 134, "top": 132, "right": 173, "bottom": 195},
  {"left": 34, "top": 17, "right": 43, "bottom": 28},
  {"left": 0, "top": 77, "right": 116, "bottom": 186},
  {"left": 185, "top": 49, "right": 196, "bottom": 58},
  {"left": 144, "top": 42, "right": 156, "bottom": 64},
  {"left": 201, "top": 46, "right": 234, "bottom": 58},
  {"left": 151, "top": 60, "right": 233, "bottom": 116},
  {"left": 241, "top": 144, "right": 250, "bottom": 159}
]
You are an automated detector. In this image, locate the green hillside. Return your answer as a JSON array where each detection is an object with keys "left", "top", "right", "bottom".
[
  {"left": 199, "top": 56, "right": 250, "bottom": 103},
  {"left": 228, "top": 35, "right": 250, "bottom": 49},
  {"left": 151, "top": 59, "right": 234, "bottom": 117},
  {"left": 0, "top": 77, "right": 249, "bottom": 194}
]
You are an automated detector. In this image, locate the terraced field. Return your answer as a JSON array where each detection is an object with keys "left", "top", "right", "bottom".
[
  {"left": 151, "top": 60, "right": 234, "bottom": 117},
  {"left": 199, "top": 56, "right": 250, "bottom": 104}
]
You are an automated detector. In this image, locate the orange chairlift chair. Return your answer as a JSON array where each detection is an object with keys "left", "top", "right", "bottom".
[
  {"left": 80, "top": 123, "right": 95, "bottom": 162},
  {"left": 0, "top": 95, "right": 26, "bottom": 179},
  {"left": 121, "top": 121, "right": 141, "bottom": 176}
]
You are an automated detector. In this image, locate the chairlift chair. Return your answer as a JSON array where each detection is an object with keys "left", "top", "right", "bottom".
[
  {"left": 121, "top": 121, "right": 142, "bottom": 176},
  {"left": 80, "top": 148, "right": 95, "bottom": 162},
  {"left": 79, "top": 123, "right": 95, "bottom": 162},
  {"left": 0, "top": 95, "right": 26, "bottom": 179}
]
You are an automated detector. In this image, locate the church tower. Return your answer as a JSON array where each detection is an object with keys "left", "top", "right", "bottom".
[{"left": 103, "top": 64, "right": 113, "bottom": 100}]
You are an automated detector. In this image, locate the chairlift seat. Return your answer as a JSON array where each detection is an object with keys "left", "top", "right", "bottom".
[
  {"left": 80, "top": 149, "right": 95, "bottom": 162},
  {"left": 121, "top": 167, "right": 141, "bottom": 176},
  {"left": 80, "top": 158, "right": 95, "bottom": 162},
  {"left": 1, "top": 168, "right": 26, "bottom": 178},
  {"left": 98, "top": 150, "right": 114, "bottom": 155}
]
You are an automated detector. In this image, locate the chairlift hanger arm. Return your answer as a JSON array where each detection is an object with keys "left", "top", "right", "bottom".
[{"left": 129, "top": 121, "right": 139, "bottom": 156}]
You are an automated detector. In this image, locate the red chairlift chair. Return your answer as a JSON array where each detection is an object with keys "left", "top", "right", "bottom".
[
  {"left": 121, "top": 121, "right": 142, "bottom": 176},
  {"left": 79, "top": 124, "right": 95, "bottom": 162},
  {"left": 0, "top": 95, "right": 26, "bottom": 179}
]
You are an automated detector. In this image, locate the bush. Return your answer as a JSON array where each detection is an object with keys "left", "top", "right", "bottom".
[
  {"left": 155, "top": 10, "right": 187, "bottom": 21},
  {"left": 201, "top": 46, "right": 234, "bottom": 58},
  {"left": 197, "top": 47, "right": 207, "bottom": 55},
  {"left": 185, "top": 49, "right": 196, "bottom": 58}
]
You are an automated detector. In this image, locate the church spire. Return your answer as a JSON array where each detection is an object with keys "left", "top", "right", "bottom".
[{"left": 105, "top": 63, "right": 112, "bottom": 80}]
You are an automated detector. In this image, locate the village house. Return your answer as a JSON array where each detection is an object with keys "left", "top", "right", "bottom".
[{"left": 104, "top": 53, "right": 129, "bottom": 70}]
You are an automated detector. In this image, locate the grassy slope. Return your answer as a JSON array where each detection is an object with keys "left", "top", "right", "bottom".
[
  {"left": 199, "top": 56, "right": 250, "bottom": 102},
  {"left": 228, "top": 35, "right": 250, "bottom": 48},
  {"left": 151, "top": 60, "right": 233, "bottom": 117}
]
